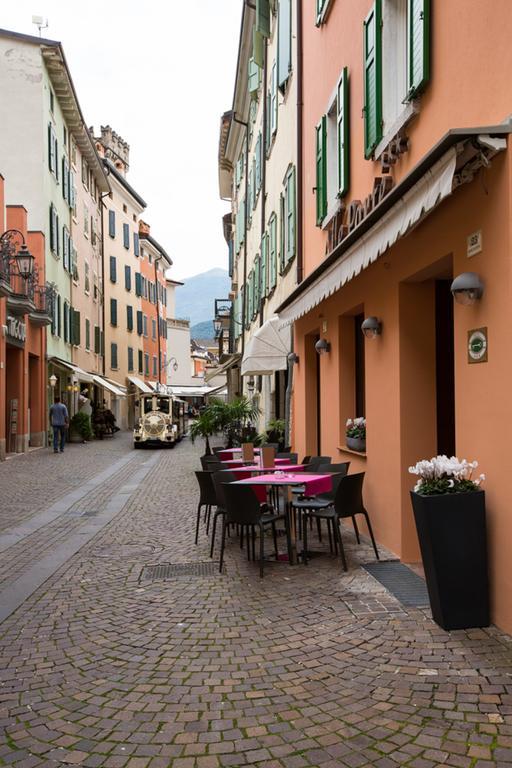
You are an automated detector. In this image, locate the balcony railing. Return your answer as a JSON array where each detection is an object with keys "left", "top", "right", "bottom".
[{"left": 30, "top": 282, "right": 55, "bottom": 326}]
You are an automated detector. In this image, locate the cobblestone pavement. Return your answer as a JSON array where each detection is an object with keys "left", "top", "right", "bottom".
[{"left": 1, "top": 437, "right": 512, "bottom": 768}]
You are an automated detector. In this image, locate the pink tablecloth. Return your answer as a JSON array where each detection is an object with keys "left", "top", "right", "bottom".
[
  {"left": 238, "top": 472, "right": 332, "bottom": 496},
  {"left": 221, "top": 457, "right": 292, "bottom": 468},
  {"left": 218, "top": 448, "right": 261, "bottom": 461},
  {"left": 224, "top": 464, "right": 305, "bottom": 477}
]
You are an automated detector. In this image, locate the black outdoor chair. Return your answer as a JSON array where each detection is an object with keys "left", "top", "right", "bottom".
[
  {"left": 220, "top": 483, "right": 286, "bottom": 577},
  {"left": 300, "top": 472, "right": 379, "bottom": 570},
  {"left": 292, "top": 463, "right": 350, "bottom": 545},
  {"left": 212, "top": 447, "right": 227, "bottom": 455},
  {"left": 260, "top": 442, "right": 279, "bottom": 451},
  {"left": 301, "top": 455, "right": 312, "bottom": 465},
  {"left": 200, "top": 454, "right": 221, "bottom": 471},
  {"left": 276, "top": 452, "right": 299, "bottom": 463},
  {"left": 292, "top": 455, "right": 332, "bottom": 496},
  {"left": 210, "top": 470, "right": 236, "bottom": 558},
  {"left": 194, "top": 471, "right": 218, "bottom": 543}
]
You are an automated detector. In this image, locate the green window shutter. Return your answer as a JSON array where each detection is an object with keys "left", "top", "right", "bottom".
[
  {"left": 286, "top": 166, "right": 296, "bottom": 263},
  {"left": 94, "top": 325, "right": 100, "bottom": 354},
  {"left": 108, "top": 209, "right": 116, "bottom": 238},
  {"left": 48, "top": 124, "right": 55, "bottom": 173},
  {"left": 63, "top": 302, "right": 69, "bottom": 343},
  {"left": 316, "top": 117, "right": 327, "bottom": 225},
  {"left": 277, "top": 0, "right": 292, "bottom": 89},
  {"left": 269, "top": 214, "right": 277, "bottom": 288},
  {"left": 110, "top": 298, "right": 117, "bottom": 326},
  {"left": 111, "top": 343, "right": 118, "bottom": 369},
  {"left": 138, "top": 349, "right": 143, "bottom": 373},
  {"left": 316, "top": 0, "right": 326, "bottom": 24},
  {"left": 254, "top": 255, "right": 261, "bottom": 310},
  {"left": 123, "top": 223, "right": 130, "bottom": 249},
  {"left": 128, "top": 347, "right": 134, "bottom": 372},
  {"left": 363, "top": 1, "right": 383, "bottom": 159},
  {"left": 253, "top": 27, "right": 264, "bottom": 68},
  {"left": 255, "top": 134, "right": 261, "bottom": 192},
  {"left": 110, "top": 256, "right": 117, "bottom": 283},
  {"left": 256, "top": 0, "right": 271, "bottom": 38},
  {"left": 261, "top": 233, "right": 268, "bottom": 298},
  {"left": 62, "top": 157, "right": 69, "bottom": 201},
  {"left": 72, "top": 309, "right": 81, "bottom": 347},
  {"left": 248, "top": 57, "right": 261, "bottom": 96},
  {"left": 248, "top": 271, "right": 253, "bottom": 324},
  {"left": 279, "top": 193, "right": 285, "bottom": 273},
  {"left": 337, "top": 66, "right": 350, "bottom": 197},
  {"left": 125, "top": 264, "right": 131, "bottom": 291},
  {"left": 271, "top": 62, "right": 278, "bottom": 136},
  {"left": 127, "top": 305, "right": 133, "bottom": 331},
  {"left": 265, "top": 90, "right": 271, "bottom": 153},
  {"left": 137, "top": 310, "right": 143, "bottom": 335},
  {"left": 85, "top": 319, "right": 90, "bottom": 350},
  {"left": 248, "top": 169, "right": 253, "bottom": 227},
  {"left": 408, "top": 0, "right": 430, "bottom": 97},
  {"left": 135, "top": 272, "right": 142, "bottom": 296},
  {"left": 240, "top": 197, "right": 245, "bottom": 242}
]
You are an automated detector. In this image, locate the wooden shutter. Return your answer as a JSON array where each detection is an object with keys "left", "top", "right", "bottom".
[
  {"left": 253, "top": 27, "right": 264, "bottom": 69},
  {"left": 72, "top": 309, "right": 80, "bottom": 347},
  {"left": 135, "top": 272, "right": 142, "bottom": 296},
  {"left": 125, "top": 265, "right": 131, "bottom": 291},
  {"left": 286, "top": 166, "right": 296, "bottom": 263},
  {"left": 255, "top": 133, "right": 262, "bottom": 192},
  {"left": 109, "top": 256, "right": 117, "bottom": 283},
  {"left": 408, "top": 0, "right": 430, "bottom": 97},
  {"left": 261, "top": 233, "right": 268, "bottom": 298},
  {"left": 85, "top": 319, "right": 90, "bottom": 350},
  {"left": 247, "top": 272, "right": 253, "bottom": 324},
  {"left": 269, "top": 214, "right": 277, "bottom": 288},
  {"left": 138, "top": 350, "right": 143, "bottom": 373},
  {"left": 111, "top": 343, "right": 118, "bottom": 369},
  {"left": 63, "top": 302, "right": 69, "bottom": 343},
  {"left": 363, "top": 1, "right": 383, "bottom": 158},
  {"left": 55, "top": 214, "right": 60, "bottom": 256},
  {"left": 248, "top": 57, "right": 261, "bottom": 96},
  {"left": 271, "top": 62, "right": 278, "bottom": 136},
  {"left": 127, "top": 305, "right": 133, "bottom": 331},
  {"left": 256, "top": 0, "right": 271, "bottom": 38},
  {"left": 337, "top": 67, "right": 350, "bottom": 197},
  {"left": 137, "top": 310, "right": 143, "bottom": 335},
  {"left": 316, "top": 117, "right": 327, "bottom": 225},
  {"left": 134, "top": 232, "right": 140, "bottom": 256},
  {"left": 62, "top": 227, "right": 69, "bottom": 271},
  {"left": 277, "top": 0, "right": 291, "bottom": 89},
  {"left": 62, "top": 157, "right": 69, "bottom": 200},
  {"left": 49, "top": 205, "right": 56, "bottom": 252},
  {"left": 108, "top": 209, "right": 116, "bottom": 238},
  {"left": 94, "top": 325, "right": 100, "bottom": 354},
  {"left": 48, "top": 124, "right": 55, "bottom": 173},
  {"left": 254, "top": 256, "right": 261, "bottom": 311},
  {"left": 110, "top": 298, "right": 117, "bottom": 326},
  {"left": 123, "top": 223, "right": 129, "bottom": 249}
]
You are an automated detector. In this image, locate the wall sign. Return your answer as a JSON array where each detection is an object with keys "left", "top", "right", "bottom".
[
  {"left": 467, "top": 230, "right": 482, "bottom": 258},
  {"left": 468, "top": 327, "right": 488, "bottom": 364},
  {"left": 6, "top": 316, "right": 26, "bottom": 347}
]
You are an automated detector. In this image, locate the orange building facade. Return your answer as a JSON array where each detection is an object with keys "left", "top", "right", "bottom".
[
  {"left": 278, "top": 0, "right": 512, "bottom": 632},
  {"left": 0, "top": 175, "right": 52, "bottom": 459}
]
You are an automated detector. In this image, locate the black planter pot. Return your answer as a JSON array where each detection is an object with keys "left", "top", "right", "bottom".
[{"left": 410, "top": 490, "right": 489, "bottom": 631}]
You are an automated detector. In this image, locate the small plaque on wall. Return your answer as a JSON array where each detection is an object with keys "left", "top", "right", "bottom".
[{"left": 468, "top": 327, "right": 488, "bottom": 364}]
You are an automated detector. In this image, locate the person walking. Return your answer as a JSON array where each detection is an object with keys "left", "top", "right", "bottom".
[{"left": 49, "top": 395, "right": 69, "bottom": 453}]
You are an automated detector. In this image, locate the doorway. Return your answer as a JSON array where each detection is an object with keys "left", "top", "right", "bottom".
[
  {"left": 304, "top": 331, "right": 321, "bottom": 455},
  {"left": 435, "top": 280, "right": 455, "bottom": 456}
]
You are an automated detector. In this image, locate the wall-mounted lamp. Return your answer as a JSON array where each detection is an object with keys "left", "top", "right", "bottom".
[
  {"left": 287, "top": 352, "right": 299, "bottom": 364},
  {"left": 49, "top": 374, "right": 57, "bottom": 388},
  {"left": 450, "top": 272, "right": 484, "bottom": 305},
  {"left": 315, "top": 338, "right": 331, "bottom": 355},
  {"left": 246, "top": 376, "right": 255, "bottom": 393},
  {"left": 361, "top": 316, "right": 382, "bottom": 339}
]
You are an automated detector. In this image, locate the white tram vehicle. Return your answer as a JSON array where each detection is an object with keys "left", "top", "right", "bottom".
[{"left": 133, "top": 393, "right": 186, "bottom": 448}]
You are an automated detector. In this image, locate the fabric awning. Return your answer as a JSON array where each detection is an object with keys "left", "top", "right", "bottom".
[
  {"left": 48, "top": 356, "right": 94, "bottom": 383},
  {"left": 278, "top": 147, "right": 457, "bottom": 325},
  {"left": 241, "top": 316, "right": 291, "bottom": 376},
  {"left": 92, "top": 375, "right": 126, "bottom": 398},
  {"left": 168, "top": 384, "right": 214, "bottom": 397},
  {"left": 204, "top": 353, "right": 241, "bottom": 383},
  {"left": 127, "top": 375, "right": 153, "bottom": 394}
]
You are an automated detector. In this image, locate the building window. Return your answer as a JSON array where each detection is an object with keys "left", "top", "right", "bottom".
[
  {"left": 284, "top": 166, "right": 296, "bottom": 266},
  {"left": 143, "top": 314, "right": 148, "bottom": 337},
  {"left": 109, "top": 256, "right": 117, "bottom": 283},
  {"left": 108, "top": 209, "right": 116, "bottom": 238},
  {"left": 123, "top": 222, "right": 130, "bottom": 249},
  {"left": 277, "top": 0, "right": 292, "bottom": 91},
  {"left": 137, "top": 310, "right": 143, "bottom": 335},
  {"left": 111, "top": 343, "right": 118, "bottom": 370},
  {"left": 50, "top": 89, "right": 54, "bottom": 113},
  {"left": 110, "top": 298, "right": 118, "bottom": 326},
  {"left": 84, "top": 261, "right": 90, "bottom": 294},
  {"left": 125, "top": 264, "right": 131, "bottom": 292},
  {"left": 152, "top": 318, "right": 156, "bottom": 340},
  {"left": 134, "top": 233, "right": 140, "bottom": 256},
  {"left": 83, "top": 204, "right": 89, "bottom": 237},
  {"left": 144, "top": 353, "right": 150, "bottom": 376},
  {"left": 85, "top": 319, "right": 90, "bottom": 351},
  {"left": 152, "top": 356, "right": 157, "bottom": 377},
  {"left": 49, "top": 204, "right": 59, "bottom": 255},
  {"left": 127, "top": 347, "right": 134, "bottom": 372},
  {"left": 127, "top": 305, "right": 133, "bottom": 331},
  {"left": 138, "top": 349, "right": 143, "bottom": 374},
  {"left": 63, "top": 301, "right": 69, "bottom": 343}
]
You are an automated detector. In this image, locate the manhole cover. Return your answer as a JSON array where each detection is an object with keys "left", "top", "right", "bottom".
[
  {"left": 362, "top": 561, "right": 429, "bottom": 607},
  {"left": 92, "top": 544, "right": 159, "bottom": 559},
  {"left": 139, "top": 562, "right": 218, "bottom": 582}
]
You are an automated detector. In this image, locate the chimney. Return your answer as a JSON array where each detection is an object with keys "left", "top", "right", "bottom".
[
  {"left": 95, "top": 125, "right": 130, "bottom": 174},
  {"left": 139, "top": 220, "right": 150, "bottom": 236}
]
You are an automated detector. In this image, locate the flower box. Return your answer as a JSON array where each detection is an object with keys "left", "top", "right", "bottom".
[{"left": 346, "top": 436, "right": 366, "bottom": 452}]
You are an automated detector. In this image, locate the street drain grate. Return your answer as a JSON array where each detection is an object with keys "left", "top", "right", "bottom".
[
  {"left": 139, "top": 562, "right": 218, "bottom": 583},
  {"left": 362, "top": 561, "right": 429, "bottom": 607}
]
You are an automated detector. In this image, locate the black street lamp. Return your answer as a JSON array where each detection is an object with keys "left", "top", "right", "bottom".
[{"left": 0, "top": 229, "right": 35, "bottom": 279}]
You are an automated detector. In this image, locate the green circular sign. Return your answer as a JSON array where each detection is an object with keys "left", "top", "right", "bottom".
[{"left": 468, "top": 330, "right": 487, "bottom": 361}]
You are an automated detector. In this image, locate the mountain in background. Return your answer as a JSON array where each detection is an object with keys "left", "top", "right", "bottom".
[{"left": 175, "top": 268, "right": 230, "bottom": 338}]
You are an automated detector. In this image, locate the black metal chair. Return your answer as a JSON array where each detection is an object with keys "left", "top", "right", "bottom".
[
  {"left": 292, "top": 464, "right": 350, "bottom": 547},
  {"left": 212, "top": 446, "right": 227, "bottom": 455},
  {"left": 220, "top": 483, "right": 286, "bottom": 577},
  {"left": 292, "top": 456, "right": 332, "bottom": 496},
  {"left": 260, "top": 442, "right": 279, "bottom": 450},
  {"left": 210, "top": 470, "right": 236, "bottom": 558},
  {"left": 276, "top": 452, "right": 299, "bottom": 463},
  {"left": 301, "top": 455, "right": 312, "bottom": 464},
  {"left": 301, "top": 472, "right": 379, "bottom": 570},
  {"left": 194, "top": 471, "right": 218, "bottom": 544},
  {"left": 200, "top": 454, "right": 221, "bottom": 470}
]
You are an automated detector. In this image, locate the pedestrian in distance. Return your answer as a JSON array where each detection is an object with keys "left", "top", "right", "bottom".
[{"left": 49, "top": 395, "right": 69, "bottom": 453}]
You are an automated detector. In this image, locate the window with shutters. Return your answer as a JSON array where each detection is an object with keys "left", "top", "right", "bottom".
[
  {"left": 72, "top": 309, "right": 80, "bottom": 347},
  {"left": 284, "top": 166, "right": 296, "bottom": 265},
  {"left": 277, "top": 0, "right": 292, "bottom": 91},
  {"left": 315, "top": 117, "right": 327, "bottom": 225},
  {"left": 134, "top": 232, "right": 140, "bottom": 256},
  {"left": 123, "top": 223, "right": 130, "bottom": 249},
  {"left": 137, "top": 310, "right": 143, "bottom": 335},
  {"left": 317, "top": 68, "right": 350, "bottom": 228},
  {"left": 316, "top": 0, "right": 333, "bottom": 25},
  {"left": 84, "top": 262, "right": 90, "bottom": 294},
  {"left": 128, "top": 347, "right": 134, "bottom": 372},
  {"left": 83, "top": 203, "right": 89, "bottom": 237},
  {"left": 63, "top": 301, "right": 69, "bottom": 343},
  {"left": 62, "top": 226, "right": 69, "bottom": 271},
  {"left": 144, "top": 353, "right": 150, "bottom": 376},
  {"left": 143, "top": 315, "right": 148, "bottom": 338},
  {"left": 382, "top": 0, "right": 408, "bottom": 136},
  {"left": 62, "top": 157, "right": 69, "bottom": 201},
  {"left": 48, "top": 123, "right": 58, "bottom": 178},
  {"left": 248, "top": 57, "right": 261, "bottom": 97},
  {"left": 94, "top": 325, "right": 101, "bottom": 354},
  {"left": 268, "top": 213, "right": 278, "bottom": 289},
  {"left": 363, "top": 2, "right": 383, "bottom": 158},
  {"left": 110, "top": 298, "right": 117, "bottom": 327},
  {"left": 138, "top": 350, "right": 143, "bottom": 374},
  {"left": 108, "top": 210, "right": 116, "bottom": 238},
  {"left": 254, "top": 255, "right": 261, "bottom": 316},
  {"left": 261, "top": 232, "right": 268, "bottom": 299},
  {"left": 111, "top": 343, "right": 118, "bottom": 370},
  {"left": 49, "top": 205, "right": 58, "bottom": 255},
  {"left": 125, "top": 265, "right": 131, "bottom": 292},
  {"left": 337, "top": 67, "right": 350, "bottom": 198},
  {"left": 270, "top": 62, "right": 278, "bottom": 139},
  {"left": 127, "top": 305, "right": 133, "bottom": 331},
  {"left": 109, "top": 256, "right": 117, "bottom": 283},
  {"left": 152, "top": 356, "right": 158, "bottom": 377},
  {"left": 85, "top": 319, "right": 90, "bottom": 351},
  {"left": 152, "top": 318, "right": 157, "bottom": 340}
]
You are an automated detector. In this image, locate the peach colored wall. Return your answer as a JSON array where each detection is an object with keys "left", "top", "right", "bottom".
[
  {"left": 293, "top": 152, "right": 512, "bottom": 632},
  {"left": 140, "top": 252, "right": 167, "bottom": 385},
  {"left": 302, "top": 0, "right": 512, "bottom": 277}
]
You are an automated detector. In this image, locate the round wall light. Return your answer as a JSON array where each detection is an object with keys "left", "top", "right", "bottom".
[
  {"left": 287, "top": 352, "right": 299, "bottom": 364},
  {"left": 450, "top": 272, "right": 484, "bottom": 305},
  {"left": 315, "top": 338, "right": 331, "bottom": 355},
  {"left": 361, "top": 316, "right": 382, "bottom": 339}
]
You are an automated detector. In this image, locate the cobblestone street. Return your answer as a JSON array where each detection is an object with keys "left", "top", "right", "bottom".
[{"left": 1, "top": 436, "right": 512, "bottom": 768}]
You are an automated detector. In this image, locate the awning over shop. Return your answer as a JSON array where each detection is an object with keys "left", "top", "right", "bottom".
[
  {"left": 127, "top": 375, "right": 153, "bottom": 394},
  {"left": 92, "top": 375, "right": 126, "bottom": 398},
  {"left": 204, "top": 353, "right": 241, "bottom": 383},
  {"left": 241, "top": 316, "right": 291, "bottom": 376},
  {"left": 48, "top": 356, "right": 94, "bottom": 383},
  {"left": 277, "top": 126, "right": 510, "bottom": 326}
]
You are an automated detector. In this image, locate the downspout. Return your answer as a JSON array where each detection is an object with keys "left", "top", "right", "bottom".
[
  {"left": 296, "top": 0, "right": 304, "bottom": 285},
  {"left": 260, "top": 40, "right": 267, "bottom": 328},
  {"left": 99, "top": 190, "right": 109, "bottom": 377},
  {"left": 232, "top": 115, "right": 249, "bottom": 367},
  {"left": 154, "top": 254, "right": 162, "bottom": 386}
]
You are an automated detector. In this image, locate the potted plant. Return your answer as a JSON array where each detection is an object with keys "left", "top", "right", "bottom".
[
  {"left": 189, "top": 406, "right": 219, "bottom": 455},
  {"left": 264, "top": 418, "right": 286, "bottom": 450},
  {"left": 346, "top": 417, "right": 366, "bottom": 452},
  {"left": 69, "top": 411, "right": 94, "bottom": 443},
  {"left": 409, "top": 455, "right": 489, "bottom": 631}
]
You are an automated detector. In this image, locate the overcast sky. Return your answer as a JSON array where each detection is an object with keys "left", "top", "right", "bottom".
[{"left": 1, "top": 1, "right": 241, "bottom": 281}]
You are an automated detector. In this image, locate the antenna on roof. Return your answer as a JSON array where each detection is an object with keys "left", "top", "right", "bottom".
[{"left": 31, "top": 15, "right": 48, "bottom": 37}]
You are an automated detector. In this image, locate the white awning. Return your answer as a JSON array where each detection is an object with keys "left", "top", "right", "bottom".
[
  {"left": 241, "top": 316, "right": 291, "bottom": 376},
  {"left": 92, "top": 375, "right": 126, "bottom": 398},
  {"left": 48, "top": 357, "right": 94, "bottom": 383},
  {"left": 204, "top": 353, "right": 241, "bottom": 382},
  {"left": 279, "top": 147, "right": 458, "bottom": 326},
  {"left": 167, "top": 384, "right": 223, "bottom": 397},
  {"left": 127, "top": 375, "right": 153, "bottom": 394}
]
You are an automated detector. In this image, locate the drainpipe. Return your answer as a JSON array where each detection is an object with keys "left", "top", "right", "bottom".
[
  {"left": 99, "top": 191, "right": 109, "bottom": 377},
  {"left": 232, "top": 114, "right": 249, "bottom": 368},
  {"left": 260, "top": 41, "right": 267, "bottom": 328},
  {"left": 296, "top": 0, "right": 304, "bottom": 285},
  {"left": 154, "top": 254, "right": 162, "bottom": 386}
]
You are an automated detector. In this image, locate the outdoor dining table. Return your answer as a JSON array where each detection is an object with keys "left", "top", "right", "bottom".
[
  {"left": 218, "top": 447, "right": 261, "bottom": 461},
  {"left": 232, "top": 472, "right": 333, "bottom": 565},
  {"left": 221, "top": 457, "right": 292, "bottom": 468},
  {"left": 219, "top": 464, "right": 306, "bottom": 502}
]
